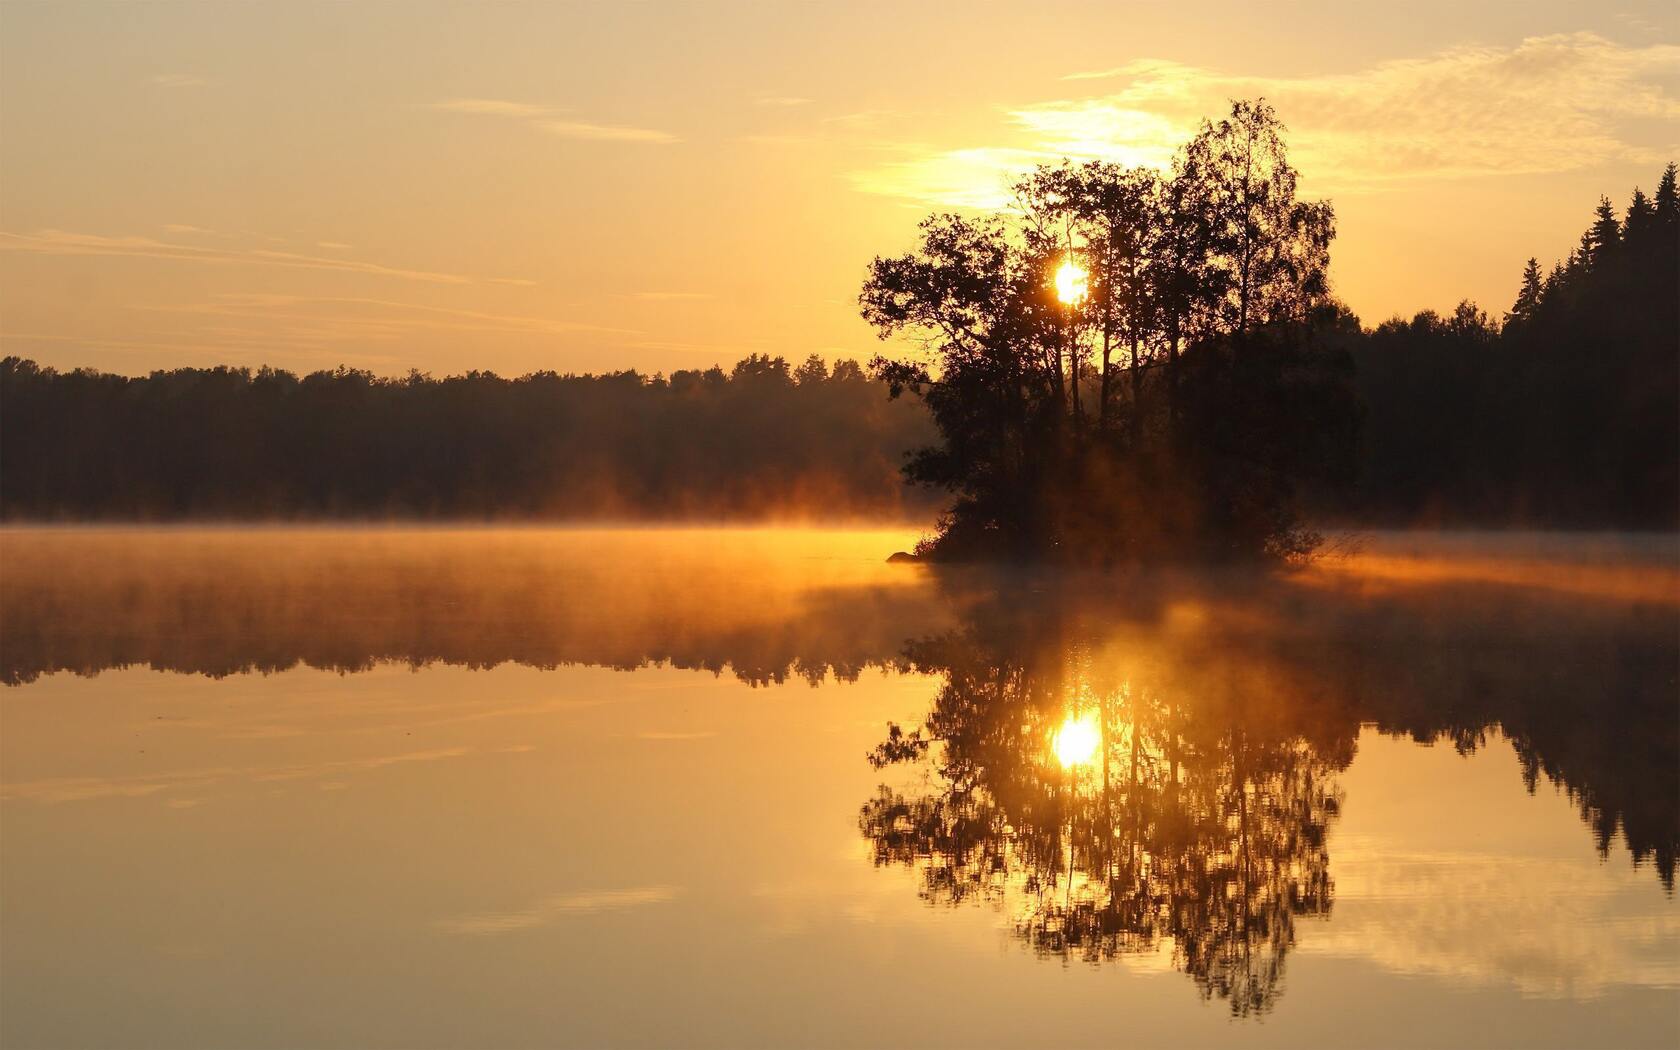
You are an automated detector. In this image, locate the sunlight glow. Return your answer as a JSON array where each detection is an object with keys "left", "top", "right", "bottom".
[
  {"left": 1054, "top": 258, "right": 1087, "bottom": 305},
  {"left": 1052, "top": 712, "right": 1101, "bottom": 769}
]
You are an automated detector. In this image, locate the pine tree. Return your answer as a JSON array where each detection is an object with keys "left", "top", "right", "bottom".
[
  {"left": 1624, "top": 187, "right": 1656, "bottom": 245},
  {"left": 1587, "top": 197, "right": 1621, "bottom": 266},
  {"left": 1655, "top": 163, "right": 1679, "bottom": 230},
  {"left": 1507, "top": 257, "right": 1543, "bottom": 326},
  {"left": 1543, "top": 261, "right": 1566, "bottom": 300}
]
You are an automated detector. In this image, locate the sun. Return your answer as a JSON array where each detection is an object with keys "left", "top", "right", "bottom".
[
  {"left": 1053, "top": 258, "right": 1087, "bottom": 305},
  {"left": 1052, "top": 712, "right": 1101, "bottom": 768}
]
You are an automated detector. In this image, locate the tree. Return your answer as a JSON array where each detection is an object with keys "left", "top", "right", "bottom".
[
  {"left": 0, "top": 353, "right": 936, "bottom": 521},
  {"left": 858, "top": 594, "right": 1350, "bottom": 1013},
  {"left": 1181, "top": 99, "right": 1335, "bottom": 339},
  {"left": 1507, "top": 258, "right": 1543, "bottom": 328},
  {"left": 1654, "top": 163, "right": 1679, "bottom": 227},
  {"left": 1586, "top": 196, "right": 1621, "bottom": 268},
  {"left": 1348, "top": 162, "right": 1678, "bottom": 528},
  {"left": 861, "top": 99, "right": 1356, "bottom": 563},
  {"left": 1623, "top": 188, "right": 1657, "bottom": 248},
  {"left": 793, "top": 354, "right": 828, "bottom": 386}
]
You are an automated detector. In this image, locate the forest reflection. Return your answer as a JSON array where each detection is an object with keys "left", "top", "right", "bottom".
[
  {"left": 859, "top": 595, "right": 1349, "bottom": 1014},
  {"left": 856, "top": 575, "right": 1676, "bottom": 1011},
  {"left": 3, "top": 528, "right": 1674, "bottom": 967},
  {"left": 0, "top": 528, "right": 947, "bottom": 686}
]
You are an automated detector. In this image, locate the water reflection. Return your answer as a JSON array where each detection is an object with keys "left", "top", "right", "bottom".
[
  {"left": 3, "top": 527, "right": 1675, "bottom": 963},
  {"left": 0, "top": 527, "right": 946, "bottom": 686},
  {"left": 859, "top": 595, "right": 1352, "bottom": 1014},
  {"left": 854, "top": 564, "right": 1677, "bottom": 1009}
]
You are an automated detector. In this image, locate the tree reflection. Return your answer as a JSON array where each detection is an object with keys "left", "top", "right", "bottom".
[
  {"left": 4, "top": 529, "right": 1672, "bottom": 897},
  {"left": 859, "top": 598, "right": 1353, "bottom": 1015}
]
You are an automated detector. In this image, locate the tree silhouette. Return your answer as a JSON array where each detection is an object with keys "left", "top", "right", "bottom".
[
  {"left": 858, "top": 596, "right": 1349, "bottom": 1014},
  {"left": 862, "top": 100, "right": 1358, "bottom": 563},
  {"left": 1, "top": 166, "right": 1671, "bottom": 531},
  {"left": 6, "top": 527, "right": 1670, "bottom": 891},
  {"left": 0, "top": 354, "right": 933, "bottom": 521},
  {"left": 1506, "top": 258, "right": 1543, "bottom": 329},
  {"left": 1347, "top": 163, "right": 1678, "bottom": 527}
]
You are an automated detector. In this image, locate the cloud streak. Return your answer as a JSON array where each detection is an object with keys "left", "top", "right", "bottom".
[
  {"left": 537, "top": 119, "right": 678, "bottom": 144},
  {"left": 125, "top": 293, "right": 640, "bottom": 350},
  {"left": 429, "top": 97, "right": 678, "bottom": 144},
  {"left": 437, "top": 886, "right": 680, "bottom": 934},
  {"left": 429, "top": 97, "right": 552, "bottom": 117},
  {"left": 854, "top": 33, "right": 1680, "bottom": 208},
  {"left": 0, "top": 746, "right": 493, "bottom": 803},
  {"left": 0, "top": 229, "right": 522, "bottom": 286}
]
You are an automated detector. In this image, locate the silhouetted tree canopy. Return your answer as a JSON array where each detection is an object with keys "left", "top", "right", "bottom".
[
  {"left": 860, "top": 600, "right": 1346, "bottom": 1014},
  {"left": 6, "top": 528, "right": 1672, "bottom": 893},
  {"left": 857, "top": 576, "right": 1677, "bottom": 1004},
  {"left": 1, "top": 151, "right": 1672, "bottom": 532},
  {"left": 0, "top": 352, "right": 933, "bottom": 520},
  {"left": 862, "top": 100, "right": 1358, "bottom": 563},
  {"left": 1344, "top": 162, "right": 1679, "bottom": 527}
]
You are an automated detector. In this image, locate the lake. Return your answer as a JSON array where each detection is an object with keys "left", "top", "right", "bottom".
[{"left": 2, "top": 527, "right": 1677, "bottom": 1048}]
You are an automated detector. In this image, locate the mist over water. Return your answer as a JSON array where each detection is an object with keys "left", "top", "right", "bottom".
[{"left": 2, "top": 527, "right": 1676, "bottom": 1048}]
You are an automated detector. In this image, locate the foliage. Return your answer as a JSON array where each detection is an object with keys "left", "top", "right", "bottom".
[
  {"left": 0, "top": 353, "right": 934, "bottom": 520},
  {"left": 860, "top": 594, "right": 1350, "bottom": 1013},
  {"left": 3, "top": 153, "right": 1672, "bottom": 534},
  {"left": 861, "top": 100, "right": 1358, "bottom": 562},
  {"left": 1347, "top": 163, "right": 1679, "bottom": 527}
]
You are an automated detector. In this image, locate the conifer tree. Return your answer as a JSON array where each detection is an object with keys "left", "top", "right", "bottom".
[
  {"left": 1587, "top": 197, "right": 1621, "bottom": 267},
  {"left": 1507, "top": 258, "right": 1543, "bottom": 327}
]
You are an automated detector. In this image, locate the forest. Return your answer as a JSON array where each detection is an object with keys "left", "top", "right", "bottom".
[
  {"left": 0, "top": 353, "right": 934, "bottom": 520},
  {"left": 1345, "top": 163, "right": 1678, "bottom": 528},
  {"left": 861, "top": 101, "right": 1354, "bottom": 561},
  {"left": 1, "top": 154, "right": 1674, "bottom": 534},
  {"left": 854, "top": 101, "right": 1676, "bottom": 560}
]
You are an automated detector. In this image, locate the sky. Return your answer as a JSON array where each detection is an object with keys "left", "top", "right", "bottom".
[{"left": 1, "top": 1, "right": 1676, "bottom": 378}]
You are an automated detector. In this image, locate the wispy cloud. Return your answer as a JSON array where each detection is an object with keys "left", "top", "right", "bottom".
[
  {"left": 0, "top": 330, "right": 407, "bottom": 367},
  {"left": 430, "top": 98, "right": 678, "bottom": 144},
  {"left": 428, "top": 97, "right": 553, "bottom": 117},
  {"left": 1300, "top": 839, "right": 1680, "bottom": 998},
  {"left": 755, "top": 95, "right": 812, "bottom": 108},
  {"left": 628, "top": 291, "right": 711, "bottom": 301},
  {"left": 437, "top": 886, "right": 680, "bottom": 934},
  {"left": 1060, "top": 67, "right": 1130, "bottom": 82},
  {"left": 137, "top": 292, "right": 639, "bottom": 341},
  {"left": 0, "top": 291, "right": 635, "bottom": 368},
  {"left": 736, "top": 133, "right": 818, "bottom": 147},
  {"left": 537, "top": 119, "right": 678, "bottom": 144},
  {"left": 0, "top": 229, "right": 522, "bottom": 286},
  {"left": 852, "top": 147, "right": 1047, "bottom": 210},
  {"left": 151, "top": 73, "right": 207, "bottom": 88},
  {"left": 0, "top": 746, "right": 492, "bottom": 803},
  {"left": 854, "top": 33, "right": 1680, "bottom": 208},
  {"left": 821, "top": 109, "right": 905, "bottom": 129}
]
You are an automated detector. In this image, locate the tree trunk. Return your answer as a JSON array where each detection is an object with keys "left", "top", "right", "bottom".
[{"left": 1129, "top": 330, "right": 1142, "bottom": 449}]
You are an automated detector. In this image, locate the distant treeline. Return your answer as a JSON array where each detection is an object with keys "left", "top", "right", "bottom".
[
  {"left": 1344, "top": 164, "right": 1679, "bottom": 528},
  {"left": 1, "top": 168, "right": 1675, "bottom": 527},
  {"left": 0, "top": 354, "right": 935, "bottom": 519}
]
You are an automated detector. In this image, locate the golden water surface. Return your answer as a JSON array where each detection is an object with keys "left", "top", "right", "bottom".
[{"left": 2, "top": 527, "right": 1676, "bottom": 1048}]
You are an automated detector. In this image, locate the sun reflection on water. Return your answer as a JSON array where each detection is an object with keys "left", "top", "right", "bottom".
[{"left": 1051, "top": 711, "right": 1101, "bottom": 768}]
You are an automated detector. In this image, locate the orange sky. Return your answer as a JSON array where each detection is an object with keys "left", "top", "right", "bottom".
[{"left": 2, "top": 1, "right": 1676, "bottom": 378}]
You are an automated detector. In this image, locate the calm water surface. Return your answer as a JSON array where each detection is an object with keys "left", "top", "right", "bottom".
[{"left": 2, "top": 527, "right": 1677, "bottom": 1049}]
